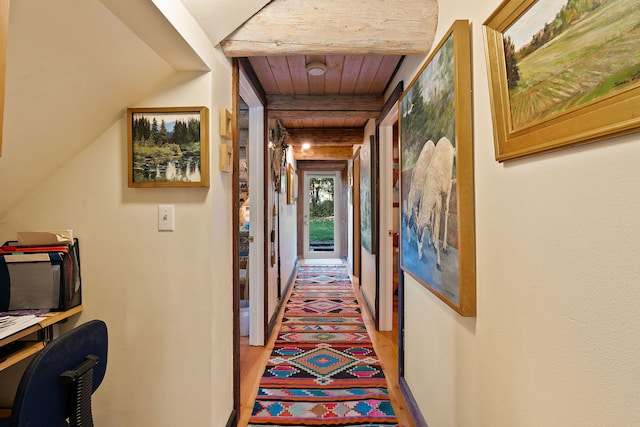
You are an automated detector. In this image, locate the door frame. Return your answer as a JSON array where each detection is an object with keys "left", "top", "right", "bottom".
[
  {"left": 242, "top": 83, "right": 265, "bottom": 346},
  {"left": 377, "top": 108, "right": 396, "bottom": 331},
  {"left": 303, "top": 171, "right": 341, "bottom": 259},
  {"left": 376, "top": 82, "right": 403, "bottom": 332},
  {"left": 352, "top": 149, "right": 361, "bottom": 277},
  {"left": 296, "top": 161, "right": 348, "bottom": 260},
  {"left": 232, "top": 58, "right": 268, "bottom": 421}
]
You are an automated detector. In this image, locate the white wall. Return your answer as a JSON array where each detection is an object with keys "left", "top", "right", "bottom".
[
  {"left": 279, "top": 148, "right": 298, "bottom": 292},
  {"left": 0, "top": 68, "right": 234, "bottom": 427},
  {"left": 0, "top": 3, "right": 236, "bottom": 425},
  {"left": 394, "top": 0, "right": 640, "bottom": 425},
  {"left": 268, "top": 146, "right": 298, "bottom": 320}
]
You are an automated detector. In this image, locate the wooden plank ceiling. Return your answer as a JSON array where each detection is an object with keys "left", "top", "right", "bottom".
[{"left": 222, "top": 0, "right": 439, "bottom": 160}]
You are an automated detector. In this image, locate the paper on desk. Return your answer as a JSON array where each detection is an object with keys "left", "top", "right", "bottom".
[
  {"left": 17, "top": 230, "right": 74, "bottom": 245},
  {"left": 0, "top": 315, "right": 43, "bottom": 340}
]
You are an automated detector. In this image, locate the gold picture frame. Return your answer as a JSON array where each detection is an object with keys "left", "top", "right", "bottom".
[
  {"left": 484, "top": 0, "right": 640, "bottom": 161},
  {"left": 400, "top": 20, "right": 476, "bottom": 316},
  {"left": 127, "top": 106, "right": 210, "bottom": 187}
]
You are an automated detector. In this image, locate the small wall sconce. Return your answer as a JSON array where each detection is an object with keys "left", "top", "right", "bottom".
[
  {"left": 220, "top": 143, "right": 233, "bottom": 173},
  {"left": 220, "top": 108, "right": 233, "bottom": 140}
]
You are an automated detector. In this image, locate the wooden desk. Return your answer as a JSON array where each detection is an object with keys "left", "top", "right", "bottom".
[{"left": 0, "top": 305, "right": 83, "bottom": 372}]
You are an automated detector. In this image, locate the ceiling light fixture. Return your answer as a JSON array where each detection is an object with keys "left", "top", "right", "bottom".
[
  {"left": 306, "top": 61, "right": 327, "bottom": 76},
  {"left": 302, "top": 142, "right": 311, "bottom": 150}
]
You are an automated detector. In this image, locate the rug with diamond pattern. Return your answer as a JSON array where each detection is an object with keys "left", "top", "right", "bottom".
[{"left": 249, "top": 263, "right": 398, "bottom": 426}]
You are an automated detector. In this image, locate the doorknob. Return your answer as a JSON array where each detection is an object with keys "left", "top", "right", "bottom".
[
  {"left": 248, "top": 236, "right": 254, "bottom": 242},
  {"left": 388, "top": 230, "right": 394, "bottom": 236}
]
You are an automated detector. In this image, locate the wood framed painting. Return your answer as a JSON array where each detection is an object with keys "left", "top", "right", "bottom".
[
  {"left": 286, "top": 163, "right": 296, "bottom": 204},
  {"left": 219, "top": 108, "right": 233, "bottom": 140},
  {"left": 399, "top": 20, "right": 476, "bottom": 316},
  {"left": 360, "top": 134, "right": 377, "bottom": 254},
  {"left": 484, "top": 0, "right": 640, "bottom": 161},
  {"left": 127, "top": 106, "right": 210, "bottom": 187}
]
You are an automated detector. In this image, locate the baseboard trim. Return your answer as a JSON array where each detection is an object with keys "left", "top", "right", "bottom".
[
  {"left": 225, "top": 409, "right": 237, "bottom": 427},
  {"left": 360, "top": 288, "right": 377, "bottom": 326},
  {"left": 287, "top": 256, "right": 299, "bottom": 288},
  {"left": 400, "top": 377, "right": 428, "bottom": 427},
  {"left": 268, "top": 256, "right": 299, "bottom": 336}
]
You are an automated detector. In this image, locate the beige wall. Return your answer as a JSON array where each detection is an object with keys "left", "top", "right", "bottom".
[
  {"left": 360, "top": 119, "right": 378, "bottom": 317},
  {"left": 394, "top": 0, "right": 640, "bottom": 425}
]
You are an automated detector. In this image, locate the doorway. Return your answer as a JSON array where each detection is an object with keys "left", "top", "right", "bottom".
[
  {"left": 303, "top": 171, "right": 341, "bottom": 259},
  {"left": 238, "top": 68, "right": 266, "bottom": 347},
  {"left": 235, "top": 63, "right": 268, "bottom": 423}
]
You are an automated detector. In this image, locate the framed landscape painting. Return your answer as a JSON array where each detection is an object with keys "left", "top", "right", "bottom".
[
  {"left": 127, "top": 106, "right": 210, "bottom": 187},
  {"left": 484, "top": 0, "right": 640, "bottom": 161},
  {"left": 399, "top": 20, "right": 476, "bottom": 316}
]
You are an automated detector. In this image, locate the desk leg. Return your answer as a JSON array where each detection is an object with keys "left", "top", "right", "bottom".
[{"left": 38, "top": 326, "right": 54, "bottom": 344}]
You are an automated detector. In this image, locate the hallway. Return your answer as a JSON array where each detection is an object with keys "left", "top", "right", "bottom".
[{"left": 238, "top": 260, "right": 413, "bottom": 426}]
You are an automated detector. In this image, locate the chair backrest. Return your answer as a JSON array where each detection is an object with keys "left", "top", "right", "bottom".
[{"left": 10, "top": 320, "right": 108, "bottom": 427}]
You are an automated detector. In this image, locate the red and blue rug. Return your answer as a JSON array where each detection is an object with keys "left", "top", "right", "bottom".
[{"left": 249, "top": 263, "right": 399, "bottom": 426}]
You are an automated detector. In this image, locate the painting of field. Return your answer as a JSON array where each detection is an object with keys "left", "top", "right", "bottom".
[{"left": 505, "top": 0, "right": 640, "bottom": 129}]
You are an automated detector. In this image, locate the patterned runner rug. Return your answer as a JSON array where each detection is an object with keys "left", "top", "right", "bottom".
[{"left": 249, "top": 263, "right": 399, "bottom": 426}]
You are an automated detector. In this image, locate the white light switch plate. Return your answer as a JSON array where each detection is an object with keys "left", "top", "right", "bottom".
[{"left": 158, "top": 204, "right": 175, "bottom": 231}]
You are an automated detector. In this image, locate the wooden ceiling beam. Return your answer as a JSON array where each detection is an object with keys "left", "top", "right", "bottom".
[
  {"left": 220, "top": 0, "right": 438, "bottom": 57},
  {"left": 268, "top": 94, "right": 382, "bottom": 122},
  {"left": 268, "top": 94, "right": 384, "bottom": 112},
  {"left": 270, "top": 111, "right": 375, "bottom": 121},
  {"left": 293, "top": 145, "right": 354, "bottom": 161},
  {"left": 287, "top": 128, "right": 363, "bottom": 146}
]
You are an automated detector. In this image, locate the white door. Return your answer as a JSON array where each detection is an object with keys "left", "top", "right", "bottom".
[
  {"left": 240, "top": 72, "right": 265, "bottom": 346},
  {"left": 303, "top": 171, "right": 340, "bottom": 259},
  {"left": 377, "top": 102, "right": 398, "bottom": 331}
]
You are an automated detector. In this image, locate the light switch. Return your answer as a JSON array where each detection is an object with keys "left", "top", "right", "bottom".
[{"left": 158, "top": 204, "right": 175, "bottom": 231}]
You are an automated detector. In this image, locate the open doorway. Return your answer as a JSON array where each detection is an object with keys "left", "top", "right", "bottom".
[
  {"left": 238, "top": 97, "right": 250, "bottom": 337},
  {"left": 235, "top": 63, "right": 268, "bottom": 421},
  {"left": 296, "top": 161, "right": 348, "bottom": 261}
]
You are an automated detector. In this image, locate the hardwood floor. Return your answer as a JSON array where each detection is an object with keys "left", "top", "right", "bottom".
[
  {"left": 238, "top": 334, "right": 270, "bottom": 426},
  {"left": 237, "top": 262, "right": 415, "bottom": 427}
]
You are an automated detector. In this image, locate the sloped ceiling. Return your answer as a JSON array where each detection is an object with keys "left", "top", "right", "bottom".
[
  {"left": 181, "top": 0, "right": 270, "bottom": 47},
  {"left": 0, "top": 0, "right": 213, "bottom": 218}
]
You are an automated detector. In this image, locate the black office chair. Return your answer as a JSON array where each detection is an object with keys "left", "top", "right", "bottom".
[{"left": 0, "top": 320, "right": 108, "bottom": 427}]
